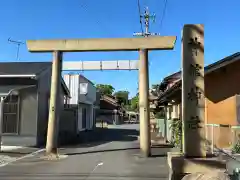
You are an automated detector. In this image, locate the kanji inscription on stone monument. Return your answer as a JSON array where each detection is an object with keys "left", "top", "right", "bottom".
[
  {"left": 188, "top": 37, "right": 201, "bottom": 56},
  {"left": 189, "top": 63, "right": 202, "bottom": 77},
  {"left": 187, "top": 116, "right": 202, "bottom": 130},
  {"left": 187, "top": 87, "right": 202, "bottom": 101},
  {"left": 182, "top": 24, "right": 206, "bottom": 157}
]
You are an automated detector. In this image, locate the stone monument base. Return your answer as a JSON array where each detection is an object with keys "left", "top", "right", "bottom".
[{"left": 167, "top": 152, "right": 227, "bottom": 180}]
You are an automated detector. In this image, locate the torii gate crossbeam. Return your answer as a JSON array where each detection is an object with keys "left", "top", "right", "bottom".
[
  {"left": 26, "top": 36, "right": 176, "bottom": 157},
  {"left": 62, "top": 60, "right": 139, "bottom": 71}
]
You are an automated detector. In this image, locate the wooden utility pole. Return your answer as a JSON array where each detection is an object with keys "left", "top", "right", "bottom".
[
  {"left": 139, "top": 49, "right": 150, "bottom": 157},
  {"left": 46, "top": 51, "right": 62, "bottom": 155}
]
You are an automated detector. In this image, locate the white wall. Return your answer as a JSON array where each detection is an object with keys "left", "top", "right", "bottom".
[
  {"left": 63, "top": 74, "right": 96, "bottom": 132},
  {"left": 77, "top": 104, "right": 94, "bottom": 131},
  {"left": 63, "top": 74, "right": 79, "bottom": 105},
  {"left": 63, "top": 74, "right": 96, "bottom": 105}
]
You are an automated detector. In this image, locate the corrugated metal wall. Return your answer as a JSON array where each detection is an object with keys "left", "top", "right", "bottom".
[{"left": 63, "top": 74, "right": 79, "bottom": 105}]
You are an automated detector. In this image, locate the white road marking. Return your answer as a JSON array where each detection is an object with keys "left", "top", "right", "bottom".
[
  {"left": 92, "top": 162, "right": 104, "bottom": 172},
  {"left": 97, "top": 162, "right": 103, "bottom": 166},
  {"left": 85, "top": 162, "right": 104, "bottom": 180},
  {"left": 0, "top": 148, "right": 45, "bottom": 167}
]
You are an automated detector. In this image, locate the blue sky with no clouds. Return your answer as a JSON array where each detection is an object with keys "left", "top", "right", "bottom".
[{"left": 0, "top": 0, "right": 239, "bottom": 97}]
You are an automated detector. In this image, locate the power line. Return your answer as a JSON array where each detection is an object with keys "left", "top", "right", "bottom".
[
  {"left": 137, "top": 0, "right": 144, "bottom": 34},
  {"left": 159, "top": 0, "right": 168, "bottom": 32}
]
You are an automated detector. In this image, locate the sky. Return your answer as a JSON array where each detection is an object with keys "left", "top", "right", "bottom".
[{"left": 0, "top": 0, "right": 240, "bottom": 98}]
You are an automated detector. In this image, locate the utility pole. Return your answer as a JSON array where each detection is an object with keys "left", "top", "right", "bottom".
[
  {"left": 8, "top": 38, "right": 25, "bottom": 61},
  {"left": 135, "top": 7, "right": 160, "bottom": 157},
  {"left": 133, "top": 7, "right": 160, "bottom": 37}
]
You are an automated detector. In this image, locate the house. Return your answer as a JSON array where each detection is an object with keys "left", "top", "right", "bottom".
[
  {"left": 63, "top": 74, "right": 97, "bottom": 132},
  {"left": 96, "top": 94, "right": 123, "bottom": 125},
  {"left": 0, "top": 62, "right": 70, "bottom": 147},
  {"left": 157, "top": 52, "right": 240, "bottom": 148},
  {"left": 99, "top": 94, "right": 119, "bottom": 110}
]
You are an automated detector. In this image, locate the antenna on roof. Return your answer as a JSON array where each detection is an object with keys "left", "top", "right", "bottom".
[{"left": 8, "top": 38, "right": 25, "bottom": 61}]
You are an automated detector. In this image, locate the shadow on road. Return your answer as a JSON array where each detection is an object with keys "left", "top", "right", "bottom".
[
  {"left": 65, "top": 147, "right": 140, "bottom": 155},
  {"left": 66, "top": 145, "right": 174, "bottom": 156},
  {"left": 0, "top": 151, "right": 29, "bottom": 156},
  {"left": 60, "top": 127, "right": 139, "bottom": 149}
]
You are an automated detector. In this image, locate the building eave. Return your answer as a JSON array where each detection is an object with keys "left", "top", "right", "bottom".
[
  {"left": 0, "top": 74, "right": 36, "bottom": 78},
  {"left": 61, "top": 78, "right": 71, "bottom": 98},
  {"left": 158, "top": 52, "right": 240, "bottom": 104}
]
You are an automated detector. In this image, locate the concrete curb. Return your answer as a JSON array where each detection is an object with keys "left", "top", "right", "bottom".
[{"left": 137, "top": 135, "right": 170, "bottom": 146}]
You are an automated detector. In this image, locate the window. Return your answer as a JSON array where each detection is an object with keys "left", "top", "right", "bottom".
[{"left": 2, "top": 95, "right": 19, "bottom": 134}]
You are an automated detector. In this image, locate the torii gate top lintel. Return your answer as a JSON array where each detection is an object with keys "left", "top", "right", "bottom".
[{"left": 26, "top": 36, "right": 176, "bottom": 52}]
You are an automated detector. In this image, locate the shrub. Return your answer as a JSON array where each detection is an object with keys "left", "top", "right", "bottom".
[
  {"left": 232, "top": 140, "right": 240, "bottom": 154},
  {"left": 170, "top": 118, "right": 182, "bottom": 151}
]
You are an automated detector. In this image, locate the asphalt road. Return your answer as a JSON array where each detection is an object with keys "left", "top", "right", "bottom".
[{"left": 0, "top": 124, "right": 172, "bottom": 180}]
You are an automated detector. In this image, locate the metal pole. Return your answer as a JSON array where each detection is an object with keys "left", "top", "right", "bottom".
[
  {"left": 16, "top": 44, "right": 20, "bottom": 61},
  {"left": 46, "top": 51, "right": 62, "bottom": 155},
  {"left": 0, "top": 101, "right": 3, "bottom": 151},
  {"left": 139, "top": 49, "right": 150, "bottom": 157},
  {"left": 145, "top": 7, "right": 149, "bottom": 35},
  {"left": 164, "top": 106, "right": 168, "bottom": 141},
  {"left": 211, "top": 124, "right": 214, "bottom": 154},
  {"left": 8, "top": 38, "right": 24, "bottom": 61}
]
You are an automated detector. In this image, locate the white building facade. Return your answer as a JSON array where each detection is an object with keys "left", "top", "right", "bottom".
[{"left": 63, "top": 74, "right": 97, "bottom": 132}]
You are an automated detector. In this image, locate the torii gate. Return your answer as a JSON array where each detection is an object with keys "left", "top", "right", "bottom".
[{"left": 27, "top": 36, "right": 176, "bottom": 157}]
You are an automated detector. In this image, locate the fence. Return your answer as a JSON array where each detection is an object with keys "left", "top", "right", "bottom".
[
  {"left": 155, "top": 118, "right": 173, "bottom": 141},
  {"left": 155, "top": 119, "right": 240, "bottom": 151},
  {"left": 206, "top": 124, "right": 240, "bottom": 151}
]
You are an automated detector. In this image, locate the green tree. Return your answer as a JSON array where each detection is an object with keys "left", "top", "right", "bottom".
[
  {"left": 96, "top": 84, "right": 115, "bottom": 96},
  {"left": 150, "top": 81, "right": 168, "bottom": 97},
  {"left": 151, "top": 84, "right": 159, "bottom": 90},
  {"left": 130, "top": 94, "right": 139, "bottom": 112},
  {"left": 114, "top": 91, "right": 129, "bottom": 106}
]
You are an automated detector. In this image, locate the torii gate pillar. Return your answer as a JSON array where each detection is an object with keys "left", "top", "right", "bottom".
[{"left": 139, "top": 49, "right": 151, "bottom": 157}]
